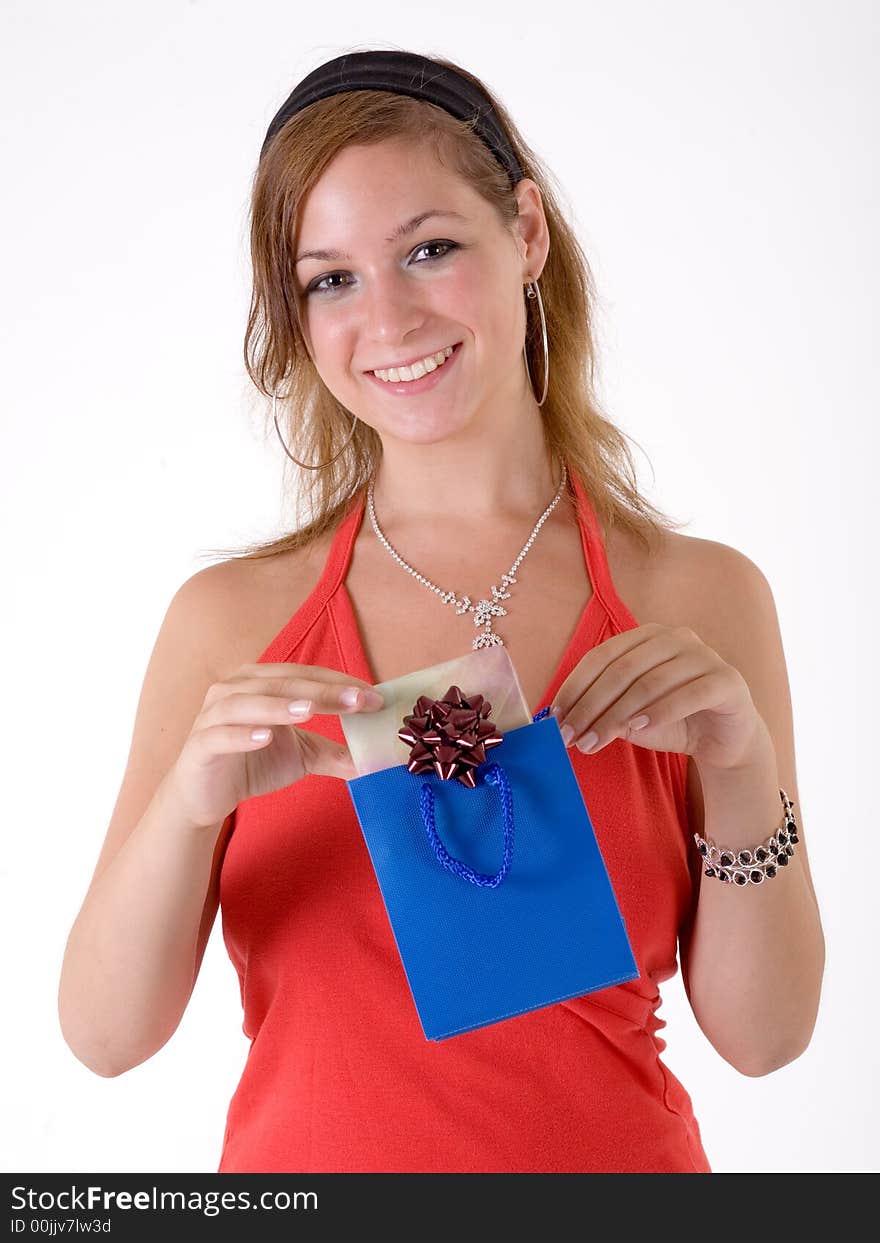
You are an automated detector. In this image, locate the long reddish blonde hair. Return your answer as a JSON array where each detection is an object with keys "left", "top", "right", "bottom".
[{"left": 203, "top": 52, "right": 688, "bottom": 562}]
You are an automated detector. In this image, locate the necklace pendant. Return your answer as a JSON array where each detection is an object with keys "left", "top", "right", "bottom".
[
  {"left": 473, "top": 597, "right": 507, "bottom": 629},
  {"left": 473, "top": 601, "right": 506, "bottom": 647},
  {"left": 473, "top": 624, "right": 504, "bottom": 650}
]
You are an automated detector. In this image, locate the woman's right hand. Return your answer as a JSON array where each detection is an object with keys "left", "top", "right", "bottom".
[{"left": 166, "top": 663, "right": 385, "bottom": 829}]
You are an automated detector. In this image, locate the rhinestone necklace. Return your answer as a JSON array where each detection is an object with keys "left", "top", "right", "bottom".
[{"left": 366, "top": 460, "right": 568, "bottom": 650}]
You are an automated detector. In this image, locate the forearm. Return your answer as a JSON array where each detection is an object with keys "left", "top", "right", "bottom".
[
  {"left": 684, "top": 719, "right": 825, "bottom": 1076},
  {"left": 58, "top": 771, "right": 224, "bottom": 1078}
]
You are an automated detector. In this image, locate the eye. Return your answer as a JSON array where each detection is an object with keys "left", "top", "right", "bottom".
[
  {"left": 306, "top": 271, "right": 350, "bottom": 296},
  {"left": 305, "top": 239, "right": 459, "bottom": 296},
  {"left": 412, "top": 239, "right": 457, "bottom": 263}
]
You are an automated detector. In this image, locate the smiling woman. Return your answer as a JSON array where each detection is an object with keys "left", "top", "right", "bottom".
[
  {"left": 234, "top": 52, "right": 679, "bottom": 553},
  {"left": 58, "top": 46, "right": 824, "bottom": 1178},
  {"left": 281, "top": 141, "right": 553, "bottom": 482}
]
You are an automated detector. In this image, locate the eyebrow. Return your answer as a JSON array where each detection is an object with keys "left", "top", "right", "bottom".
[{"left": 294, "top": 209, "right": 468, "bottom": 265}]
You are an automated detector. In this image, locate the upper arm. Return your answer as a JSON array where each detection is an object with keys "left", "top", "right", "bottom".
[
  {"left": 82, "top": 562, "right": 243, "bottom": 984},
  {"left": 676, "top": 540, "right": 821, "bottom": 964}
]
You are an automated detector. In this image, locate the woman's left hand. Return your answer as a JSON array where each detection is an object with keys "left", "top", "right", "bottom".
[{"left": 549, "top": 622, "right": 765, "bottom": 772}]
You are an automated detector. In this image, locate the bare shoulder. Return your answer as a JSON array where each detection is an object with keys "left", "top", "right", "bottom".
[
  {"left": 184, "top": 529, "right": 336, "bottom": 682},
  {"left": 660, "top": 528, "right": 768, "bottom": 585},
  {"left": 609, "top": 523, "right": 772, "bottom": 650},
  {"left": 657, "top": 530, "right": 772, "bottom": 659}
]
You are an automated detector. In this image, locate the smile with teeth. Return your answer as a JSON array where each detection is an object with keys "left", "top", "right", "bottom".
[{"left": 371, "top": 345, "right": 455, "bottom": 383}]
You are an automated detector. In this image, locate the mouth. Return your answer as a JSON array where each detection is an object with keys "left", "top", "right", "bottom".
[{"left": 365, "top": 341, "right": 463, "bottom": 397}]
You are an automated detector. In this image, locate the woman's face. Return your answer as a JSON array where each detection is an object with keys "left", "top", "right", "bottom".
[{"left": 292, "top": 138, "right": 543, "bottom": 447}]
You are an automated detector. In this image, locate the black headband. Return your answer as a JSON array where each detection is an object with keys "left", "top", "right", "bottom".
[{"left": 260, "top": 50, "right": 526, "bottom": 186}]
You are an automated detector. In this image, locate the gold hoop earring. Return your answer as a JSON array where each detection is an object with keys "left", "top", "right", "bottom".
[
  {"left": 271, "top": 392, "right": 358, "bottom": 470},
  {"left": 522, "top": 279, "right": 549, "bottom": 406}
]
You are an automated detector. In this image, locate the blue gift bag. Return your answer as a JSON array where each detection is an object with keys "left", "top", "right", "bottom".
[{"left": 346, "top": 711, "right": 639, "bottom": 1041}]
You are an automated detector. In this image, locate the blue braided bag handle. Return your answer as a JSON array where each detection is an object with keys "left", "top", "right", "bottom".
[{"left": 417, "top": 706, "right": 551, "bottom": 889}]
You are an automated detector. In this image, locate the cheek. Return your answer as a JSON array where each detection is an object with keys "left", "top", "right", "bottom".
[
  {"left": 463, "top": 291, "right": 525, "bottom": 376},
  {"left": 457, "top": 257, "right": 524, "bottom": 340},
  {"left": 303, "top": 310, "right": 354, "bottom": 370}
]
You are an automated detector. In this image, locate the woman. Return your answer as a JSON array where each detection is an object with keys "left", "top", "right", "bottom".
[{"left": 58, "top": 49, "right": 825, "bottom": 1173}]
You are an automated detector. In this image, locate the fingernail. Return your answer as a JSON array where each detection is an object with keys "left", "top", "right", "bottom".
[
  {"left": 630, "top": 715, "right": 650, "bottom": 730},
  {"left": 287, "top": 699, "right": 312, "bottom": 716},
  {"left": 560, "top": 724, "right": 575, "bottom": 746},
  {"left": 340, "top": 687, "right": 361, "bottom": 707},
  {"left": 361, "top": 689, "right": 385, "bottom": 708},
  {"left": 549, "top": 705, "right": 561, "bottom": 719},
  {"left": 578, "top": 730, "right": 599, "bottom": 752}
]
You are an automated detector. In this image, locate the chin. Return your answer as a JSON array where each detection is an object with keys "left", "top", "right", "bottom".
[{"left": 381, "top": 410, "right": 476, "bottom": 446}]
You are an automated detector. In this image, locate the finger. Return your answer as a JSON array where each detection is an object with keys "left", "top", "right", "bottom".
[
  {"left": 233, "top": 663, "right": 378, "bottom": 686},
  {"left": 554, "top": 629, "right": 693, "bottom": 743},
  {"left": 186, "top": 721, "right": 289, "bottom": 757},
  {"left": 207, "top": 665, "right": 379, "bottom": 707},
  {"left": 575, "top": 668, "right": 730, "bottom": 754},
  {"left": 205, "top": 676, "right": 384, "bottom": 715},
  {"left": 550, "top": 623, "right": 668, "bottom": 720},
  {"left": 549, "top": 631, "right": 686, "bottom": 735},
  {"left": 197, "top": 691, "right": 317, "bottom": 730},
  {"left": 203, "top": 715, "right": 359, "bottom": 782}
]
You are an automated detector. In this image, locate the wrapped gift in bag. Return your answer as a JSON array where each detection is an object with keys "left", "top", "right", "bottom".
[{"left": 342, "top": 647, "right": 639, "bottom": 1041}]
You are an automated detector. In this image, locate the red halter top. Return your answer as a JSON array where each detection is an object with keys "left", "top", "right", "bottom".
[{"left": 217, "top": 464, "right": 712, "bottom": 1173}]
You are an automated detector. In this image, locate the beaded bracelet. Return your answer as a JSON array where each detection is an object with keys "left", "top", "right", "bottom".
[{"left": 694, "top": 788, "right": 799, "bottom": 886}]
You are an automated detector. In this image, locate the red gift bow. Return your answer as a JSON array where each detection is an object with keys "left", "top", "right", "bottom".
[{"left": 398, "top": 684, "right": 504, "bottom": 789}]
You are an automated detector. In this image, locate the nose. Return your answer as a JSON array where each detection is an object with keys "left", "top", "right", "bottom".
[{"left": 361, "top": 267, "right": 428, "bottom": 348}]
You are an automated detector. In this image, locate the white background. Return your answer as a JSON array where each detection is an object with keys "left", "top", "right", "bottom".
[{"left": 2, "top": 0, "right": 877, "bottom": 1175}]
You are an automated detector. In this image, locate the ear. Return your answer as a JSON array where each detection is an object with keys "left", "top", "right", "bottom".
[{"left": 513, "top": 178, "right": 550, "bottom": 281}]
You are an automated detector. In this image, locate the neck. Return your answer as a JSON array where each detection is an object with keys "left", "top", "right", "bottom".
[{"left": 368, "top": 402, "right": 566, "bottom": 531}]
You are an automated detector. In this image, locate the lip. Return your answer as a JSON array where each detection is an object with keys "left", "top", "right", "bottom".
[{"left": 365, "top": 342, "right": 463, "bottom": 397}]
